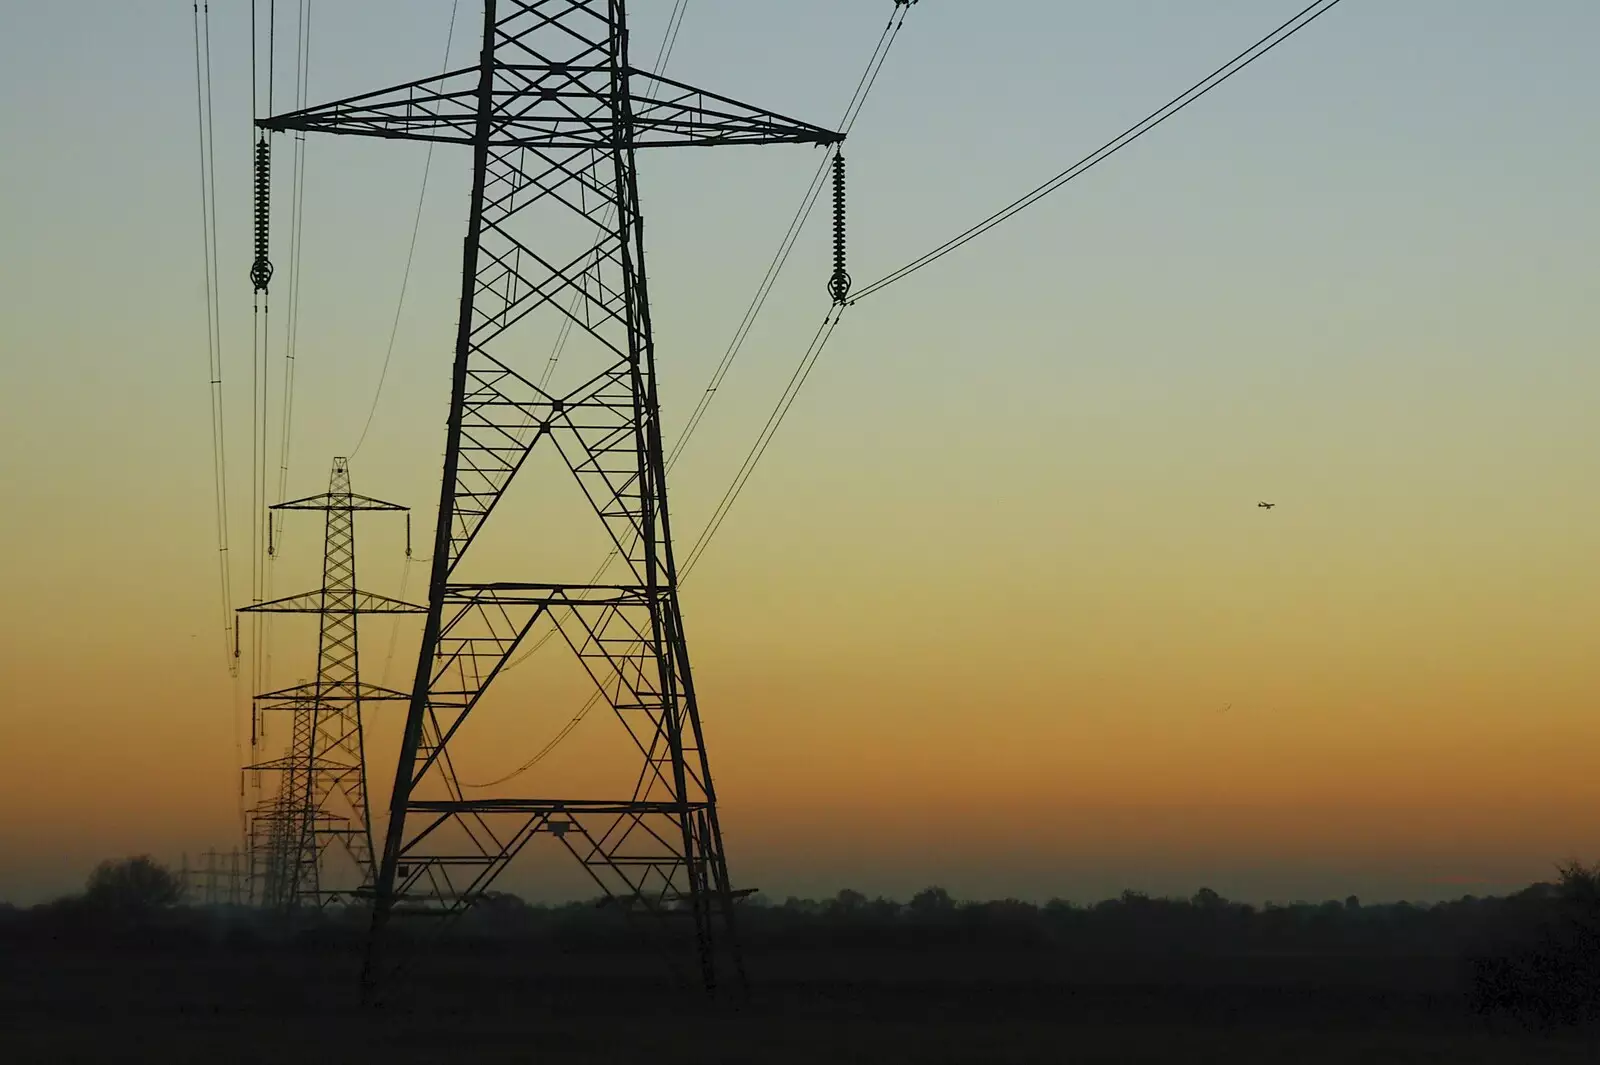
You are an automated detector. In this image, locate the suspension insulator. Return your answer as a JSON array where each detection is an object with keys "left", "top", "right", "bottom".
[
  {"left": 827, "top": 151, "right": 852, "bottom": 304},
  {"left": 250, "top": 136, "right": 274, "bottom": 292}
]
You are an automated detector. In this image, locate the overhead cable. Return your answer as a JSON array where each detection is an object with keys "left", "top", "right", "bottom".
[
  {"left": 194, "top": 0, "right": 247, "bottom": 841},
  {"left": 679, "top": 306, "right": 843, "bottom": 578},
  {"left": 349, "top": 0, "right": 462, "bottom": 458},
  {"left": 265, "top": 0, "right": 315, "bottom": 693},
  {"left": 667, "top": 2, "right": 909, "bottom": 472},
  {"left": 849, "top": 0, "right": 1351, "bottom": 304},
  {"left": 247, "top": 2, "right": 279, "bottom": 729},
  {"left": 192, "top": 1, "right": 235, "bottom": 675}
]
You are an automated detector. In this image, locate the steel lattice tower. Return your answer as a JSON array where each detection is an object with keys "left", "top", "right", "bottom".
[
  {"left": 241, "top": 458, "right": 422, "bottom": 910},
  {"left": 258, "top": 1, "right": 841, "bottom": 989}
]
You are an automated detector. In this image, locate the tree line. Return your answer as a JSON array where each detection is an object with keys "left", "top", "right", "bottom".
[{"left": 4, "top": 855, "right": 1599, "bottom": 1026}]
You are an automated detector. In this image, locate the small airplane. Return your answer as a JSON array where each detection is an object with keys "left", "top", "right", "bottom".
[{"left": 1257, "top": 501, "right": 1275, "bottom": 509}]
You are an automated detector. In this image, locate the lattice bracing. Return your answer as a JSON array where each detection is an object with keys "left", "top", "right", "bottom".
[
  {"left": 260, "top": 0, "right": 841, "bottom": 994},
  {"left": 240, "top": 459, "right": 421, "bottom": 910}
]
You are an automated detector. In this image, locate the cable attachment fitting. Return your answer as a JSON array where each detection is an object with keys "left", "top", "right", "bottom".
[
  {"left": 827, "top": 151, "right": 851, "bottom": 305},
  {"left": 249, "top": 136, "right": 274, "bottom": 292}
]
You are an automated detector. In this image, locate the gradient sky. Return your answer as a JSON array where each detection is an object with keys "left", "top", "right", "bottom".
[{"left": 1, "top": 1, "right": 1597, "bottom": 907}]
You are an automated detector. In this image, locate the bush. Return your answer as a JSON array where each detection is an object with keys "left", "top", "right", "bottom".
[{"left": 83, "top": 856, "right": 183, "bottom": 915}]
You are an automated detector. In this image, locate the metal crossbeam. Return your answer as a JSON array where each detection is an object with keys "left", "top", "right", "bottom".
[{"left": 259, "top": 65, "right": 837, "bottom": 150}]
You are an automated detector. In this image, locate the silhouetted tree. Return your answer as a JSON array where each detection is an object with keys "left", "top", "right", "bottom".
[
  {"left": 908, "top": 886, "right": 955, "bottom": 918},
  {"left": 782, "top": 895, "right": 823, "bottom": 916},
  {"left": 1470, "top": 860, "right": 1600, "bottom": 1028},
  {"left": 830, "top": 888, "right": 869, "bottom": 916},
  {"left": 83, "top": 856, "right": 182, "bottom": 914}
]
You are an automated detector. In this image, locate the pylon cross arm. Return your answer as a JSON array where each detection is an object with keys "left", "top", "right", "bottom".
[
  {"left": 240, "top": 590, "right": 427, "bottom": 614},
  {"left": 273, "top": 491, "right": 410, "bottom": 512},
  {"left": 258, "top": 66, "right": 841, "bottom": 149},
  {"left": 256, "top": 680, "right": 414, "bottom": 704}
]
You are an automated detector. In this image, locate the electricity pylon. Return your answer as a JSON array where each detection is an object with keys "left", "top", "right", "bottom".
[
  {"left": 259, "top": 0, "right": 842, "bottom": 991},
  {"left": 240, "top": 457, "right": 422, "bottom": 910}
]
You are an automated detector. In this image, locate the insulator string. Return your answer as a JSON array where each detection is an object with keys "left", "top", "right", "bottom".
[{"left": 827, "top": 152, "right": 851, "bottom": 304}]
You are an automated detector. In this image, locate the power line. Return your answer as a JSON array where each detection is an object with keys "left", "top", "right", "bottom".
[
  {"left": 267, "top": 0, "right": 277, "bottom": 116},
  {"left": 379, "top": 551, "right": 414, "bottom": 687},
  {"left": 666, "top": 6, "right": 918, "bottom": 572},
  {"left": 649, "top": 0, "right": 690, "bottom": 75},
  {"left": 249, "top": 1, "right": 258, "bottom": 121},
  {"left": 462, "top": 689, "right": 603, "bottom": 790},
  {"left": 667, "top": 3, "right": 909, "bottom": 472},
  {"left": 679, "top": 306, "right": 843, "bottom": 579},
  {"left": 849, "top": 0, "right": 1351, "bottom": 304},
  {"left": 684, "top": 1, "right": 1356, "bottom": 600},
  {"left": 265, "top": 0, "right": 315, "bottom": 694},
  {"left": 194, "top": 0, "right": 245, "bottom": 843},
  {"left": 192, "top": 1, "right": 234, "bottom": 675},
  {"left": 247, "top": 2, "right": 281, "bottom": 741},
  {"left": 275, "top": 0, "right": 313, "bottom": 515},
  {"left": 349, "top": 0, "right": 462, "bottom": 459}
]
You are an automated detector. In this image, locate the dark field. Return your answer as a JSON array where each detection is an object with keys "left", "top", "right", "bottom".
[{"left": 4, "top": 942, "right": 1594, "bottom": 1064}]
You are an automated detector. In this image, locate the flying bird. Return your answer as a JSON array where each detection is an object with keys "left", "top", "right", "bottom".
[{"left": 1257, "top": 501, "right": 1275, "bottom": 509}]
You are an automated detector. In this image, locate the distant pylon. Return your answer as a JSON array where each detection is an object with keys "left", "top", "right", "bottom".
[
  {"left": 184, "top": 848, "right": 246, "bottom": 906},
  {"left": 240, "top": 458, "right": 422, "bottom": 910},
  {"left": 258, "top": 0, "right": 841, "bottom": 993}
]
